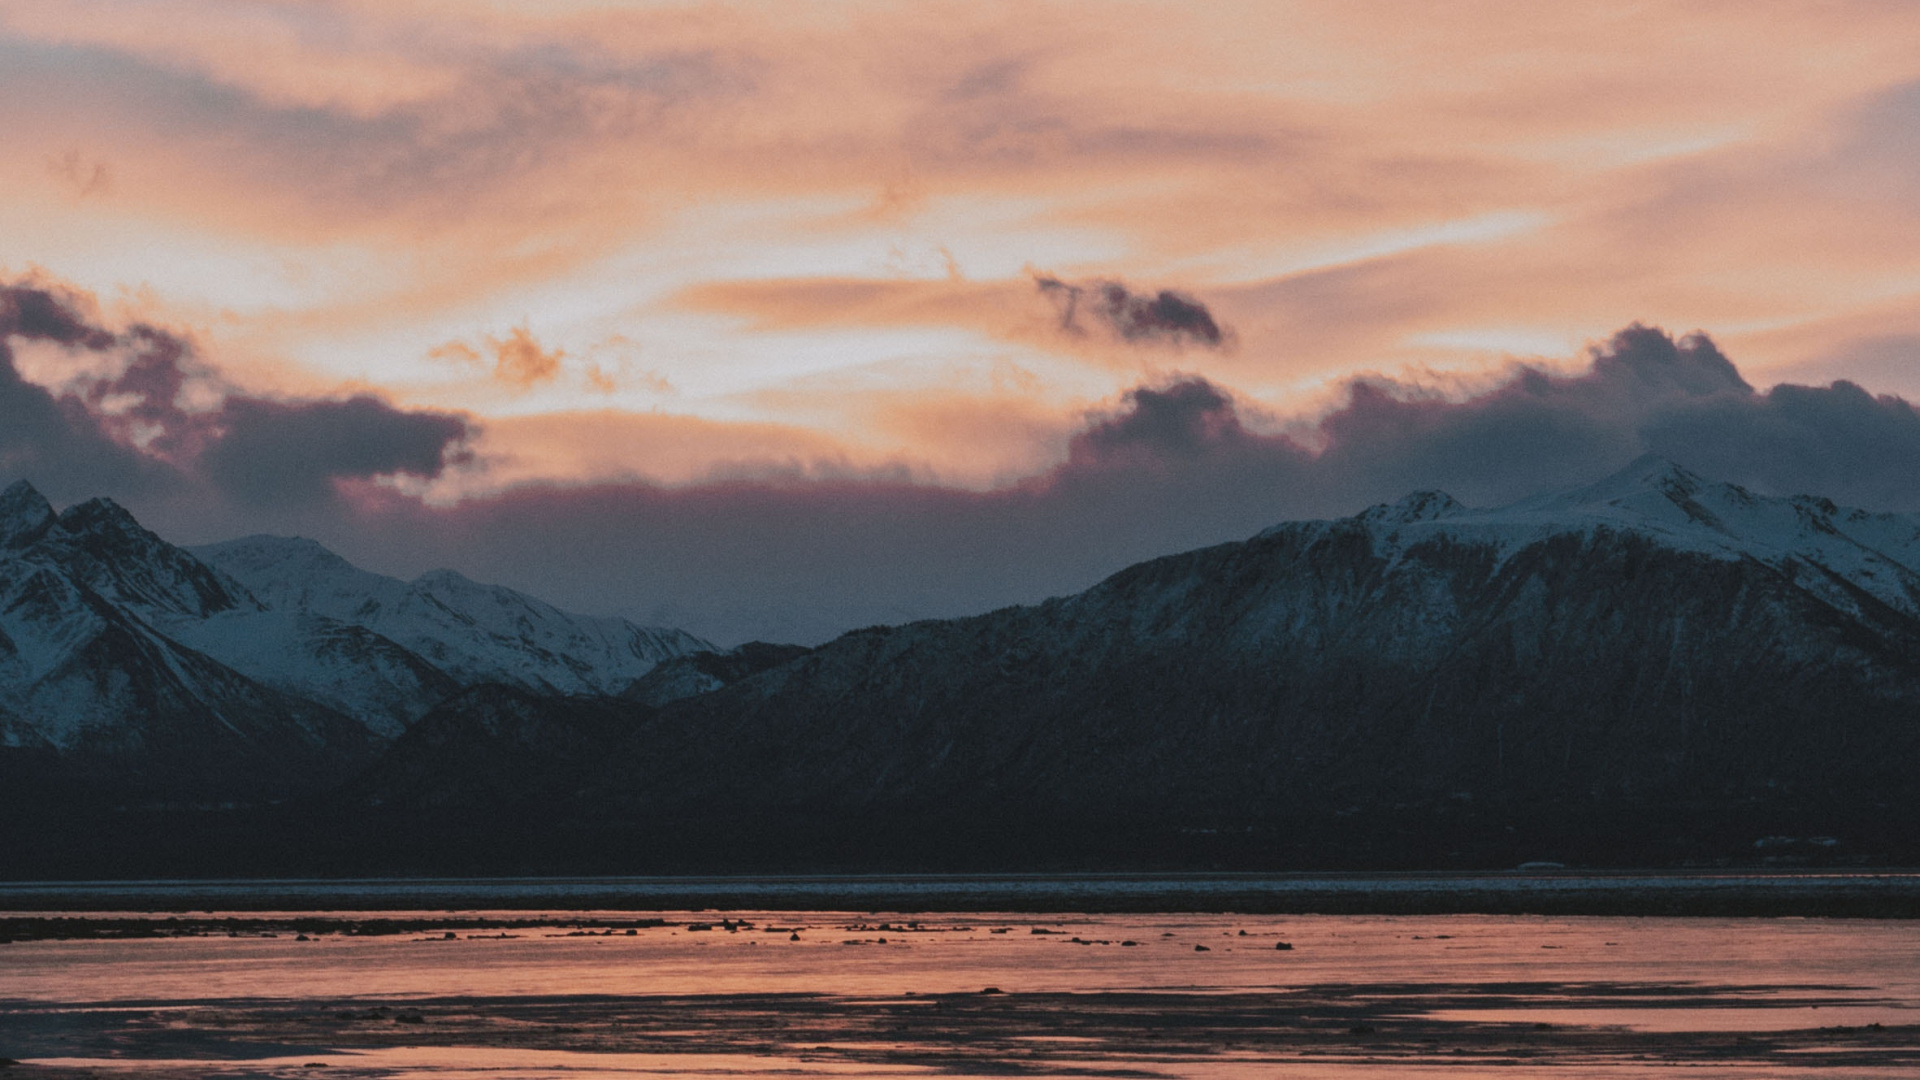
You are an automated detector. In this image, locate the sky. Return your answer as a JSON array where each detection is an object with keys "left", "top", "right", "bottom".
[{"left": 6, "top": 1, "right": 1920, "bottom": 643}]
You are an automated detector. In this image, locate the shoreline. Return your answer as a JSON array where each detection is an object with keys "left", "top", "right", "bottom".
[{"left": 6, "top": 870, "right": 1920, "bottom": 918}]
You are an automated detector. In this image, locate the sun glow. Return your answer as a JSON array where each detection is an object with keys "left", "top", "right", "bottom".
[{"left": 3, "top": 1, "right": 1920, "bottom": 496}]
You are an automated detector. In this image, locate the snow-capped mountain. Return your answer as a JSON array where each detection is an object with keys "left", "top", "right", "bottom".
[
  {"left": 360, "top": 457, "right": 1920, "bottom": 867},
  {"left": 15, "top": 459, "right": 1920, "bottom": 868},
  {"left": 192, "top": 534, "right": 712, "bottom": 700},
  {"left": 0, "top": 482, "right": 378, "bottom": 798},
  {"left": 161, "top": 609, "right": 460, "bottom": 738},
  {"left": 0, "top": 480, "right": 709, "bottom": 800},
  {"left": 1343, "top": 455, "right": 1920, "bottom": 623}
]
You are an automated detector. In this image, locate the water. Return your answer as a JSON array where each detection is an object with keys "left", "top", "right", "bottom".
[
  {"left": 4, "top": 903, "right": 1919, "bottom": 1077},
  {"left": 5, "top": 870, "right": 1919, "bottom": 914}
]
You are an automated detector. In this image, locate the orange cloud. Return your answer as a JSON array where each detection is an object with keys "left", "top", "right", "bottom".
[
  {"left": 473, "top": 409, "right": 876, "bottom": 490},
  {"left": 488, "top": 326, "right": 562, "bottom": 389},
  {"left": 7, "top": 0, "right": 1920, "bottom": 496},
  {"left": 429, "top": 325, "right": 564, "bottom": 391},
  {"left": 676, "top": 277, "right": 1024, "bottom": 335}
]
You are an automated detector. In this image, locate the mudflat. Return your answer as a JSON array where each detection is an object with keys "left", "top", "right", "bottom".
[{"left": 3, "top": 910, "right": 1918, "bottom": 1077}]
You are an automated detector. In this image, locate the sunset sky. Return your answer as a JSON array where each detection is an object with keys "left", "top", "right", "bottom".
[{"left": 7, "top": 1, "right": 1920, "bottom": 642}]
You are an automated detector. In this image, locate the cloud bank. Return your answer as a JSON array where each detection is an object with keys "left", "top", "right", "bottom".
[
  {"left": 327, "top": 324, "right": 1920, "bottom": 644},
  {"left": 8, "top": 272, "right": 1920, "bottom": 644},
  {"left": 0, "top": 279, "right": 473, "bottom": 510}
]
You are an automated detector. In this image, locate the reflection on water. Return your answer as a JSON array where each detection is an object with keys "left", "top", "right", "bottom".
[
  {"left": 27, "top": 1049, "right": 942, "bottom": 1079},
  {"left": 1413, "top": 1006, "right": 1915, "bottom": 1033},
  {"left": 4, "top": 911, "right": 1919, "bottom": 1077}
]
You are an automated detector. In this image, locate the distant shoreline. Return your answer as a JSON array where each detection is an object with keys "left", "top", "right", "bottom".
[{"left": 5, "top": 871, "right": 1920, "bottom": 918}]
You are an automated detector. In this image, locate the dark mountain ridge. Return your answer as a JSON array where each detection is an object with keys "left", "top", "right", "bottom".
[
  {"left": 330, "top": 457, "right": 1920, "bottom": 871},
  {"left": 9, "top": 458, "right": 1920, "bottom": 874}
]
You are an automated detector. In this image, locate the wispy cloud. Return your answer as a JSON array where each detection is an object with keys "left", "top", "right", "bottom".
[{"left": 7, "top": 3, "right": 1920, "bottom": 633}]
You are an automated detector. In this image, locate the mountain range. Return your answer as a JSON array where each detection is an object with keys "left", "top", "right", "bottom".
[
  {"left": 0, "top": 480, "right": 708, "bottom": 803},
  {"left": 6, "top": 457, "right": 1920, "bottom": 873}
]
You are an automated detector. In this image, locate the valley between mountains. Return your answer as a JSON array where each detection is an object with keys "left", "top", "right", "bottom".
[{"left": 6, "top": 455, "right": 1920, "bottom": 874}]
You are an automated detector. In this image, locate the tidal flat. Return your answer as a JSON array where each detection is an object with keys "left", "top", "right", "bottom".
[{"left": 3, "top": 906, "right": 1919, "bottom": 1078}]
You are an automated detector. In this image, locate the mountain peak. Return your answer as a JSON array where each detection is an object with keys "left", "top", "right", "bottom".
[
  {"left": 0, "top": 479, "right": 55, "bottom": 548},
  {"left": 1597, "top": 453, "right": 1703, "bottom": 493},
  {"left": 2, "top": 478, "right": 44, "bottom": 502},
  {"left": 412, "top": 567, "right": 482, "bottom": 593},
  {"left": 225, "top": 534, "right": 338, "bottom": 557},
  {"left": 34, "top": 495, "right": 256, "bottom": 619},
  {"left": 1363, "top": 489, "right": 1464, "bottom": 525},
  {"left": 1533, "top": 455, "right": 1719, "bottom": 515},
  {"left": 54, "top": 496, "right": 148, "bottom": 540},
  {"left": 196, "top": 534, "right": 359, "bottom": 575}
]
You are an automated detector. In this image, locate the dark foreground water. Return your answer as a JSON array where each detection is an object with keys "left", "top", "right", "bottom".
[{"left": 3, "top": 876, "right": 1919, "bottom": 1078}]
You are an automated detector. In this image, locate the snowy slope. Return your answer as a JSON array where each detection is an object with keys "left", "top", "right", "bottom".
[
  {"left": 0, "top": 482, "right": 377, "bottom": 793},
  {"left": 165, "top": 610, "right": 458, "bottom": 738},
  {"left": 0, "top": 491, "right": 451, "bottom": 738},
  {"left": 194, "top": 535, "right": 713, "bottom": 696},
  {"left": 0, "top": 479, "right": 709, "bottom": 795},
  {"left": 1334, "top": 455, "right": 1920, "bottom": 623},
  {"left": 28, "top": 496, "right": 256, "bottom": 622}
]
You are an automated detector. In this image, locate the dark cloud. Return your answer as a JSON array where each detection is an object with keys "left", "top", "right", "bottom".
[
  {"left": 1641, "top": 379, "right": 1920, "bottom": 510},
  {"left": 0, "top": 281, "right": 114, "bottom": 349},
  {"left": 81, "top": 323, "right": 211, "bottom": 459},
  {"left": 1068, "top": 378, "right": 1252, "bottom": 465},
  {"left": 0, "top": 280, "right": 473, "bottom": 512},
  {"left": 202, "top": 396, "right": 473, "bottom": 507},
  {"left": 1035, "top": 274, "right": 1230, "bottom": 347},
  {"left": 0, "top": 283, "right": 161, "bottom": 503},
  {"left": 1309, "top": 324, "right": 1918, "bottom": 510},
  {"left": 1770, "top": 335, "right": 1920, "bottom": 403},
  {"left": 1588, "top": 324, "right": 1749, "bottom": 397}
]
